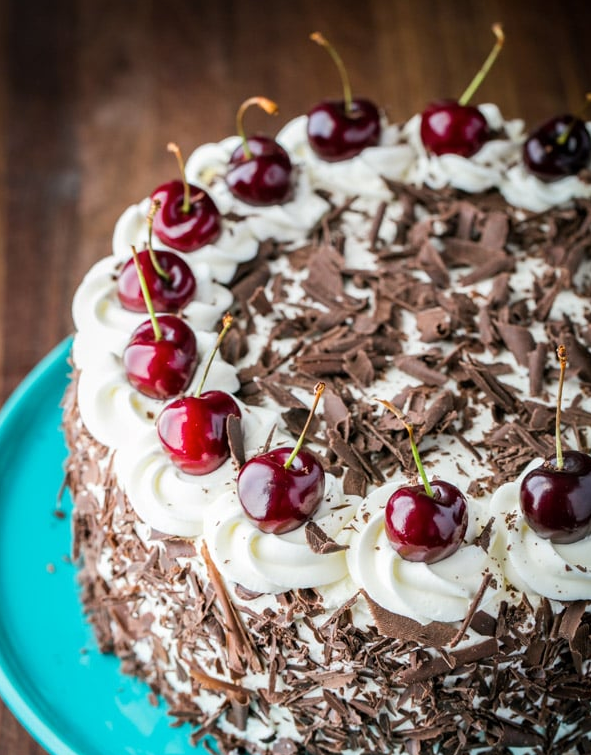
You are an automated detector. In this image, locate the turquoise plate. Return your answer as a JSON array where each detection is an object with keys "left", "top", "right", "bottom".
[{"left": 0, "top": 339, "right": 199, "bottom": 755}]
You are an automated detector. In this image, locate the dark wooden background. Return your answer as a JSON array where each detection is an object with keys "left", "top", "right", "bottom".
[{"left": 1, "top": 0, "right": 591, "bottom": 752}]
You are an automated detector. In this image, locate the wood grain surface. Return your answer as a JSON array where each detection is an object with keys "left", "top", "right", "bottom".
[{"left": 1, "top": 0, "right": 591, "bottom": 752}]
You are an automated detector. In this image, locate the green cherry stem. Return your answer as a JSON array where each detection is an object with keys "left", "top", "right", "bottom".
[
  {"left": 167, "top": 142, "right": 191, "bottom": 214},
  {"left": 194, "top": 313, "right": 233, "bottom": 398},
  {"left": 284, "top": 381, "right": 325, "bottom": 470},
  {"left": 555, "top": 344, "right": 568, "bottom": 471},
  {"left": 236, "top": 96, "right": 279, "bottom": 161},
  {"left": 556, "top": 93, "right": 591, "bottom": 147},
  {"left": 131, "top": 245, "right": 162, "bottom": 341},
  {"left": 377, "top": 399, "right": 434, "bottom": 497},
  {"left": 146, "top": 199, "right": 171, "bottom": 282},
  {"left": 310, "top": 32, "right": 353, "bottom": 115},
  {"left": 458, "top": 22, "right": 505, "bottom": 107}
]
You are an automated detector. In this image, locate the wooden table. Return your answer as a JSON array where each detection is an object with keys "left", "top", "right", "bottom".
[{"left": 1, "top": 0, "right": 590, "bottom": 752}]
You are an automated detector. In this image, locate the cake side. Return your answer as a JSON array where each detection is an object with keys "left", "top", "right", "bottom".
[{"left": 64, "top": 376, "right": 591, "bottom": 754}]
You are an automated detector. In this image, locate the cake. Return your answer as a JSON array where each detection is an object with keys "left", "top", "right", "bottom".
[{"left": 64, "top": 80, "right": 591, "bottom": 754}]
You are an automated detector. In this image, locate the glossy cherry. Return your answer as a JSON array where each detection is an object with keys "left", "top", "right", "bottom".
[
  {"left": 238, "top": 382, "right": 326, "bottom": 534},
  {"left": 420, "top": 23, "right": 504, "bottom": 157},
  {"left": 519, "top": 345, "right": 591, "bottom": 543},
  {"left": 226, "top": 97, "right": 293, "bottom": 205},
  {"left": 157, "top": 315, "right": 241, "bottom": 475},
  {"left": 117, "top": 200, "right": 196, "bottom": 312},
  {"left": 520, "top": 451, "right": 591, "bottom": 544},
  {"left": 385, "top": 480, "right": 468, "bottom": 564},
  {"left": 124, "top": 314, "right": 198, "bottom": 400},
  {"left": 307, "top": 32, "right": 380, "bottom": 162},
  {"left": 123, "top": 247, "right": 198, "bottom": 399},
  {"left": 523, "top": 114, "right": 591, "bottom": 182},
  {"left": 378, "top": 398, "right": 468, "bottom": 563},
  {"left": 151, "top": 143, "right": 221, "bottom": 253}
]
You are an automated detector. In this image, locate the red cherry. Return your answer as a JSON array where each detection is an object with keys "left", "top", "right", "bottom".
[
  {"left": 385, "top": 480, "right": 468, "bottom": 564},
  {"left": 307, "top": 32, "right": 381, "bottom": 162},
  {"left": 227, "top": 135, "right": 293, "bottom": 205},
  {"left": 157, "top": 314, "right": 240, "bottom": 475},
  {"left": 523, "top": 114, "right": 591, "bottom": 182},
  {"left": 237, "top": 447, "right": 325, "bottom": 535},
  {"left": 151, "top": 179, "right": 221, "bottom": 253},
  {"left": 117, "top": 249, "right": 196, "bottom": 312},
  {"left": 237, "top": 382, "right": 326, "bottom": 534},
  {"left": 123, "top": 314, "right": 198, "bottom": 400},
  {"left": 420, "top": 23, "right": 504, "bottom": 157},
  {"left": 158, "top": 391, "right": 241, "bottom": 474},
  {"left": 151, "top": 143, "right": 221, "bottom": 253},
  {"left": 519, "top": 346, "right": 591, "bottom": 543},
  {"left": 307, "top": 99, "right": 381, "bottom": 162},
  {"left": 226, "top": 97, "right": 293, "bottom": 205},
  {"left": 420, "top": 100, "right": 489, "bottom": 157},
  {"left": 520, "top": 451, "right": 591, "bottom": 544}
]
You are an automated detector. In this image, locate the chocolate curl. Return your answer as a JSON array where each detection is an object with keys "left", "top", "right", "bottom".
[
  {"left": 189, "top": 667, "right": 250, "bottom": 705},
  {"left": 200, "top": 541, "right": 262, "bottom": 675}
]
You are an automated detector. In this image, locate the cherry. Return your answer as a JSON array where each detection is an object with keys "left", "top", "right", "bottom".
[
  {"left": 523, "top": 97, "right": 591, "bottom": 182},
  {"left": 226, "top": 97, "right": 293, "bottom": 205},
  {"left": 157, "top": 314, "right": 241, "bottom": 475},
  {"left": 307, "top": 32, "right": 381, "bottom": 162},
  {"left": 117, "top": 200, "right": 196, "bottom": 312},
  {"left": 123, "top": 247, "right": 198, "bottom": 399},
  {"left": 420, "top": 23, "right": 504, "bottom": 157},
  {"left": 237, "top": 382, "right": 326, "bottom": 534},
  {"left": 520, "top": 345, "right": 591, "bottom": 543},
  {"left": 378, "top": 399, "right": 468, "bottom": 564},
  {"left": 151, "top": 143, "right": 221, "bottom": 253},
  {"left": 385, "top": 481, "right": 469, "bottom": 564}
]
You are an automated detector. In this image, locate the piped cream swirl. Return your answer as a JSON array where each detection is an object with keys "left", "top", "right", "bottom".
[
  {"left": 347, "top": 483, "right": 504, "bottom": 624},
  {"left": 491, "top": 460, "right": 591, "bottom": 600},
  {"left": 203, "top": 476, "right": 360, "bottom": 595}
]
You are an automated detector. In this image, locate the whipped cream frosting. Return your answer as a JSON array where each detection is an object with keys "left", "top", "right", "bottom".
[
  {"left": 71, "top": 106, "right": 591, "bottom": 626},
  {"left": 491, "top": 460, "right": 591, "bottom": 601},
  {"left": 347, "top": 482, "right": 504, "bottom": 624},
  {"left": 203, "top": 476, "right": 360, "bottom": 596}
]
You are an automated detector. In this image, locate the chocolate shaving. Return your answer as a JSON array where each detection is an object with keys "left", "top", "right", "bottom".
[
  {"left": 362, "top": 590, "right": 457, "bottom": 647},
  {"left": 305, "top": 521, "right": 349, "bottom": 554},
  {"left": 227, "top": 414, "right": 245, "bottom": 469}
]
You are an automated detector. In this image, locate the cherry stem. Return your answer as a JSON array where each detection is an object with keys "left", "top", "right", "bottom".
[
  {"left": 236, "top": 96, "right": 279, "bottom": 161},
  {"left": 167, "top": 142, "right": 191, "bottom": 214},
  {"left": 556, "top": 93, "right": 591, "bottom": 147},
  {"left": 310, "top": 32, "right": 353, "bottom": 115},
  {"left": 131, "top": 245, "right": 162, "bottom": 341},
  {"left": 194, "top": 313, "right": 233, "bottom": 398},
  {"left": 284, "top": 382, "right": 325, "bottom": 470},
  {"left": 555, "top": 344, "right": 567, "bottom": 471},
  {"left": 458, "top": 23, "right": 504, "bottom": 107},
  {"left": 146, "top": 199, "right": 171, "bottom": 282},
  {"left": 377, "top": 399, "right": 433, "bottom": 497}
]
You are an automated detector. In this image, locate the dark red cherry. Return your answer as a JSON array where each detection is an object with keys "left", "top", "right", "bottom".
[
  {"left": 157, "top": 391, "right": 241, "bottom": 475},
  {"left": 237, "top": 447, "right": 325, "bottom": 535},
  {"left": 307, "top": 32, "right": 380, "bottom": 162},
  {"left": 307, "top": 99, "right": 381, "bottom": 162},
  {"left": 420, "top": 99, "right": 489, "bottom": 157},
  {"left": 227, "top": 135, "right": 293, "bottom": 205},
  {"left": 151, "top": 179, "right": 221, "bottom": 253},
  {"left": 123, "top": 314, "right": 198, "bottom": 400},
  {"left": 226, "top": 97, "right": 293, "bottom": 205},
  {"left": 420, "top": 23, "right": 504, "bottom": 158},
  {"left": 385, "top": 480, "right": 468, "bottom": 564},
  {"left": 520, "top": 450, "right": 591, "bottom": 544},
  {"left": 523, "top": 115, "right": 591, "bottom": 182},
  {"left": 117, "top": 249, "right": 196, "bottom": 312}
]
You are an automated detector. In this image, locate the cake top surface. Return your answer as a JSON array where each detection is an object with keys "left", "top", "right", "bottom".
[{"left": 70, "top": 102, "right": 591, "bottom": 631}]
